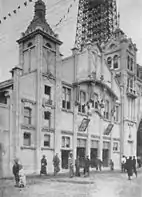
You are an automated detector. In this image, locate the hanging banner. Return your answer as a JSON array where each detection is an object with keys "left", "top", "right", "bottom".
[
  {"left": 104, "top": 123, "right": 114, "bottom": 135},
  {"left": 78, "top": 118, "right": 90, "bottom": 132}
]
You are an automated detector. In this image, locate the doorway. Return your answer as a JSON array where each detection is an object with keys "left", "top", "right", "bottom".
[
  {"left": 137, "top": 120, "right": 142, "bottom": 160},
  {"left": 90, "top": 148, "right": 98, "bottom": 168},
  {"left": 103, "top": 149, "right": 109, "bottom": 167},
  {"left": 77, "top": 147, "right": 86, "bottom": 168},
  {"left": 61, "top": 150, "right": 70, "bottom": 169}
]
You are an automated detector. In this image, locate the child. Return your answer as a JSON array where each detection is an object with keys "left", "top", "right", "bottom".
[{"left": 19, "top": 164, "right": 26, "bottom": 188}]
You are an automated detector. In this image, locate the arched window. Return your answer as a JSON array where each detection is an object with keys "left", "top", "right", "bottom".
[
  {"left": 24, "top": 107, "right": 32, "bottom": 125},
  {"left": 107, "top": 57, "right": 112, "bottom": 68},
  {"left": 45, "top": 42, "right": 52, "bottom": 49},
  {"left": 27, "top": 42, "right": 33, "bottom": 48},
  {"left": 113, "top": 55, "right": 119, "bottom": 69}
]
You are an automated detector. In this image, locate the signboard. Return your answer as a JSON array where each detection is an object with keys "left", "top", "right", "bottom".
[
  {"left": 78, "top": 118, "right": 90, "bottom": 132},
  {"left": 104, "top": 123, "right": 114, "bottom": 135}
]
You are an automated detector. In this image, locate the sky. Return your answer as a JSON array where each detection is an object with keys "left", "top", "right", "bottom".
[{"left": 0, "top": 0, "right": 142, "bottom": 81}]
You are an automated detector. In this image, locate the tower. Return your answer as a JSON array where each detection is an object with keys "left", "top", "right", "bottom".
[{"left": 75, "top": 0, "right": 118, "bottom": 51}]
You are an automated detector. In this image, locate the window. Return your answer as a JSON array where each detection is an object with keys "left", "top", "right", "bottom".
[
  {"left": 24, "top": 107, "right": 32, "bottom": 125},
  {"left": 104, "top": 100, "right": 109, "bottom": 119},
  {"left": 44, "top": 85, "right": 51, "bottom": 99},
  {"left": 115, "top": 106, "right": 119, "bottom": 122},
  {"left": 62, "top": 136, "right": 70, "bottom": 148},
  {"left": 44, "top": 134, "right": 50, "bottom": 147},
  {"left": 44, "top": 111, "right": 51, "bottom": 128},
  {"left": 45, "top": 43, "right": 52, "bottom": 49},
  {"left": 23, "top": 133, "right": 31, "bottom": 146},
  {"left": 107, "top": 57, "right": 112, "bottom": 68},
  {"left": 127, "top": 56, "right": 130, "bottom": 70},
  {"left": 62, "top": 87, "right": 71, "bottom": 110},
  {"left": 27, "top": 42, "right": 33, "bottom": 48},
  {"left": 130, "top": 58, "right": 133, "bottom": 71},
  {"left": 113, "top": 55, "right": 119, "bottom": 69},
  {"left": 94, "top": 93, "right": 98, "bottom": 109},
  {"left": 78, "top": 91, "right": 86, "bottom": 113},
  {"left": 113, "top": 142, "right": 119, "bottom": 152},
  {"left": 127, "top": 78, "right": 134, "bottom": 91}
]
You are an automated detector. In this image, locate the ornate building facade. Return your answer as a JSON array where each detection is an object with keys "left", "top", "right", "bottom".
[{"left": 0, "top": 0, "right": 142, "bottom": 177}]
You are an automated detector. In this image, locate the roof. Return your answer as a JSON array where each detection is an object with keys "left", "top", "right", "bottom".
[{"left": 0, "top": 79, "right": 13, "bottom": 90}]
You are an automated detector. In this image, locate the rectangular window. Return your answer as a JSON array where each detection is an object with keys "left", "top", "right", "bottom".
[
  {"left": 113, "top": 142, "right": 119, "bottom": 152},
  {"left": 44, "top": 134, "right": 50, "bottom": 147},
  {"left": 44, "top": 111, "right": 51, "bottom": 128},
  {"left": 24, "top": 107, "right": 32, "bottom": 125},
  {"left": 62, "top": 136, "right": 70, "bottom": 148},
  {"left": 94, "top": 93, "right": 98, "bottom": 109},
  {"left": 78, "top": 91, "right": 86, "bottom": 113},
  {"left": 23, "top": 133, "right": 31, "bottom": 146},
  {"left": 62, "top": 87, "right": 71, "bottom": 110},
  {"left": 104, "top": 100, "right": 109, "bottom": 119},
  {"left": 44, "top": 85, "right": 51, "bottom": 100}
]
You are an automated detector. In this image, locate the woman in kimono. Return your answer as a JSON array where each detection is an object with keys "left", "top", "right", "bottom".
[
  {"left": 40, "top": 155, "right": 47, "bottom": 175},
  {"left": 19, "top": 164, "right": 26, "bottom": 187}
]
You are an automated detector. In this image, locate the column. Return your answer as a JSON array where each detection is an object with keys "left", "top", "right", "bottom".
[{"left": 99, "top": 117, "right": 103, "bottom": 161}]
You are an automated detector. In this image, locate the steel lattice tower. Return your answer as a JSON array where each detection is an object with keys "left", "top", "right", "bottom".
[{"left": 75, "top": 0, "right": 118, "bottom": 51}]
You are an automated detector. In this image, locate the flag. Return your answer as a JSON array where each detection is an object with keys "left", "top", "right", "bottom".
[
  {"left": 24, "top": 1, "right": 27, "bottom": 6},
  {"left": 13, "top": 10, "right": 17, "bottom": 14},
  {"left": 79, "top": 118, "right": 90, "bottom": 132},
  {"left": 8, "top": 13, "right": 11, "bottom": 17},
  {"left": 3, "top": 17, "right": 6, "bottom": 20},
  {"left": 18, "top": 6, "right": 21, "bottom": 9}
]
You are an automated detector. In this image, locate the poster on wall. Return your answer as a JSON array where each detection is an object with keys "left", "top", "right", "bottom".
[{"left": 78, "top": 118, "right": 90, "bottom": 132}]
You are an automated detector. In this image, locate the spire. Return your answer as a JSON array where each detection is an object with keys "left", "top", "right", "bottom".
[{"left": 24, "top": 0, "right": 56, "bottom": 37}]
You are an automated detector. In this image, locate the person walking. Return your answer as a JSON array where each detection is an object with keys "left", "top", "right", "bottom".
[
  {"left": 132, "top": 156, "right": 137, "bottom": 177},
  {"left": 53, "top": 153, "right": 60, "bottom": 176},
  {"left": 75, "top": 156, "right": 80, "bottom": 177},
  {"left": 126, "top": 156, "right": 133, "bottom": 180},
  {"left": 121, "top": 155, "right": 126, "bottom": 173},
  {"left": 12, "top": 158, "right": 20, "bottom": 187},
  {"left": 98, "top": 159, "right": 102, "bottom": 171},
  {"left": 40, "top": 155, "right": 47, "bottom": 176},
  {"left": 84, "top": 156, "right": 90, "bottom": 177},
  {"left": 68, "top": 153, "right": 74, "bottom": 178},
  {"left": 110, "top": 159, "right": 114, "bottom": 171}
]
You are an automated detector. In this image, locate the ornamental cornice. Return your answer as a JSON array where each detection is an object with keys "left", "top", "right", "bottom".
[{"left": 21, "top": 98, "right": 36, "bottom": 105}]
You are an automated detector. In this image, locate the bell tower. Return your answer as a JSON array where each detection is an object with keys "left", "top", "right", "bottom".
[{"left": 17, "top": 0, "right": 62, "bottom": 75}]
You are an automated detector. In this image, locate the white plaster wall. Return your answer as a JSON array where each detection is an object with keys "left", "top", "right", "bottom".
[{"left": 60, "top": 112, "right": 73, "bottom": 131}]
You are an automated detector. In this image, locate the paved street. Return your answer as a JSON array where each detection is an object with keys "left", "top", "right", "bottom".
[{"left": 0, "top": 170, "right": 142, "bottom": 197}]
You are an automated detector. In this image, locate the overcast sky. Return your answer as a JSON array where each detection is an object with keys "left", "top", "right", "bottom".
[{"left": 0, "top": 0, "right": 142, "bottom": 81}]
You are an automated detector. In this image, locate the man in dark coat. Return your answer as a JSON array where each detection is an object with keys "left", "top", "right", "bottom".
[
  {"left": 12, "top": 158, "right": 20, "bottom": 187},
  {"left": 84, "top": 156, "right": 90, "bottom": 177},
  {"left": 40, "top": 155, "right": 47, "bottom": 175},
  {"left": 75, "top": 156, "right": 80, "bottom": 177},
  {"left": 126, "top": 156, "right": 133, "bottom": 180},
  {"left": 132, "top": 156, "right": 137, "bottom": 177}
]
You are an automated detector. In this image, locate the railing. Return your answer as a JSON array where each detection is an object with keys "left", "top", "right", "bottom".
[
  {"left": 126, "top": 87, "right": 137, "bottom": 98},
  {"left": 42, "top": 98, "right": 53, "bottom": 106}
]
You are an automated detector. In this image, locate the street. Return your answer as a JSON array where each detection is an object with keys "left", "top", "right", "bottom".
[{"left": 0, "top": 170, "right": 142, "bottom": 197}]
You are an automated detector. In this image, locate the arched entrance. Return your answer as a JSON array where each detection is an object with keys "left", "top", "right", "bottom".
[{"left": 137, "top": 120, "right": 142, "bottom": 159}]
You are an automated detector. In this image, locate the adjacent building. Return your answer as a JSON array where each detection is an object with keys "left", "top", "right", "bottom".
[{"left": 0, "top": 0, "right": 142, "bottom": 177}]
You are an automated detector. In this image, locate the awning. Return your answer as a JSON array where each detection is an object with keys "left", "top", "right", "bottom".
[{"left": 104, "top": 123, "right": 114, "bottom": 135}]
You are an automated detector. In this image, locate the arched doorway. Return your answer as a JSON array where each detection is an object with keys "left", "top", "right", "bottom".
[{"left": 137, "top": 120, "right": 142, "bottom": 159}]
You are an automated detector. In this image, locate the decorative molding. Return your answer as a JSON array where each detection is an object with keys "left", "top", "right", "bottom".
[
  {"left": 21, "top": 124, "right": 36, "bottom": 130},
  {"left": 103, "top": 136, "right": 111, "bottom": 140},
  {"left": 21, "top": 146, "right": 36, "bottom": 150},
  {"left": 42, "top": 127, "right": 55, "bottom": 133},
  {"left": 77, "top": 132, "right": 88, "bottom": 137},
  {"left": 62, "top": 81, "right": 73, "bottom": 88},
  {"left": 91, "top": 135, "right": 100, "bottom": 139},
  {"left": 113, "top": 138, "right": 120, "bottom": 142},
  {"left": 62, "top": 108, "right": 73, "bottom": 114},
  {"left": 21, "top": 98, "right": 36, "bottom": 105},
  {"left": 41, "top": 147, "right": 54, "bottom": 151},
  {"left": 61, "top": 130, "right": 73, "bottom": 135}
]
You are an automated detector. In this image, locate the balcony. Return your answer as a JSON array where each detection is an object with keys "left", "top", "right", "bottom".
[
  {"left": 126, "top": 87, "right": 137, "bottom": 99},
  {"left": 42, "top": 98, "right": 53, "bottom": 107}
]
